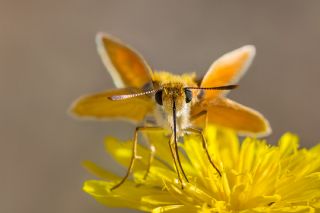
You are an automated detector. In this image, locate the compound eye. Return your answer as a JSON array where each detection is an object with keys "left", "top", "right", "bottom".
[
  {"left": 184, "top": 88, "right": 193, "bottom": 103},
  {"left": 155, "top": 90, "right": 163, "bottom": 105}
]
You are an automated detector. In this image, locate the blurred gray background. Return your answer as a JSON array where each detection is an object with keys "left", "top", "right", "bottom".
[{"left": 1, "top": 1, "right": 320, "bottom": 213}]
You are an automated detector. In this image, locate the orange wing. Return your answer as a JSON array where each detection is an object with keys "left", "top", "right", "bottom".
[
  {"left": 96, "top": 33, "right": 153, "bottom": 89},
  {"left": 201, "top": 45, "right": 256, "bottom": 99},
  {"left": 191, "top": 98, "right": 271, "bottom": 137},
  {"left": 70, "top": 89, "right": 154, "bottom": 122}
]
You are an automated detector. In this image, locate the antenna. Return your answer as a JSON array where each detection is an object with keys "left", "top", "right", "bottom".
[
  {"left": 108, "top": 89, "right": 159, "bottom": 101},
  {"left": 185, "top": 85, "right": 238, "bottom": 91}
]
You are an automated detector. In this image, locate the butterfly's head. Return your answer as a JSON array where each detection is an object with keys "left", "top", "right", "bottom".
[{"left": 154, "top": 83, "right": 193, "bottom": 117}]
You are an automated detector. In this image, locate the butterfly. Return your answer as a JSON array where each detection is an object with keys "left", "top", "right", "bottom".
[{"left": 71, "top": 33, "right": 271, "bottom": 190}]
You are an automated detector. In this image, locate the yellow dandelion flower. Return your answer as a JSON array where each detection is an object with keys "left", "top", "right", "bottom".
[{"left": 83, "top": 126, "right": 320, "bottom": 212}]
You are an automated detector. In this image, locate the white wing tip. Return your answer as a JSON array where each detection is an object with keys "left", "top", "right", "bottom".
[
  {"left": 96, "top": 32, "right": 106, "bottom": 41},
  {"left": 95, "top": 32, "right": 125, "bottom": 46},
  {"left": 96, "top": 32, "right": 106, "bottom": 52},
  {"left": 240, "top": 45, "right": 256, "bottom": 57},
  {"left": 96, "top": 32, "right": 112, "bottom": 40}
]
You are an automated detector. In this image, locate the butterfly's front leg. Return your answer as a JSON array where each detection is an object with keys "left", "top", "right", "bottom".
[
  {"left": 141, "top": 127, "right": 164, "bottom": 182},
  {"left": 111, "top": 126, "right": 163, "bottom": 190},
  {"left": 183, "top": 127, "right": 222, "bottom": 177}
]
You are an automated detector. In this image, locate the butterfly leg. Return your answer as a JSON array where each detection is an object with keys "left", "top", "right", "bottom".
[
  {"left": 111, "top": 126, "right": 163, "bottom": 190},
  {"left": 142, "top": 127, "right": 164, "bottom": 181},
  {"left": 184, "top": 127, "right": 222, "bottom": 177},
  {"left": 168, "top": 134, "right": 185, "bottom": 189}
]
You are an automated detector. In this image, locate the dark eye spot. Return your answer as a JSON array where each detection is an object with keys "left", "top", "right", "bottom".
[
  {"left": 184, "top": 89, "right": 192, "bottom": 103},
  {"left": 155, "top": 90, "right": 163, "bottom": 105}
]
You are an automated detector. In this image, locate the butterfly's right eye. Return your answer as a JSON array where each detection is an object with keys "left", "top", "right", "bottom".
[{"left": 155, "top": 90, "right": 163, "bottom": 105}]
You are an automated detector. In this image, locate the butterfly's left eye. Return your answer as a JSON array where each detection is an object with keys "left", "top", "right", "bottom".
[
  {"left": 184, "top": 88, "right": 192, "bottom": 103},
  {"left": 155, "top": 90, "right": 163, "bottom": 105}
]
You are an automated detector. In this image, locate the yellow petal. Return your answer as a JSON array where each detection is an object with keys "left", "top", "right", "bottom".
[
  {"left": 104, "top": 136, "right": 169, "bottom": 173},
  {"left": 277, "top": 173, "right": 320, "bottom": 203},
  {"left": 152, "top": 205, "right": 195, "bottom": 213},
  {"left": 278, "top": 132, "right": 299, "bottom": 158},
  {"left": 83, "top": 180, "right": 172, "bottom": 212},
  {"left": 82, "top": 160, "right": 119, "bottom": 180},
  {"left": 205, "top": 126, "right": 240, "bottom": 169}
]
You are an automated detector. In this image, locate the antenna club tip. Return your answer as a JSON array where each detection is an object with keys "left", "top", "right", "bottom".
[{"left": 107, "top": 96, "right": 116, "bottom": 101}]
